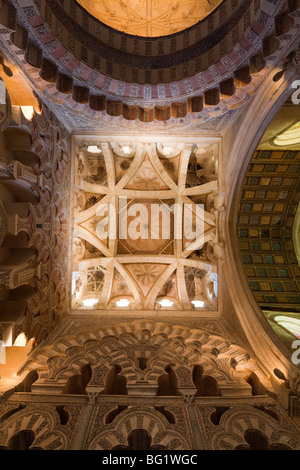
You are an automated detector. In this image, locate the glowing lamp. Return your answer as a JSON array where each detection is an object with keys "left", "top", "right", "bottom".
[
  {"left": 159, "top": 299, "right": 174, "bottom": 308},
  {"left": 122, "top": 146, "right": 131, "bottom": 154},
  {"left": 21, "top": 106, "right": 34, "bottom": 121},
  {"left": 192, "top": 300, "right": 205, "bottom": 308},
  {"left": 163, "top": 146, "right": 173, "bottom": 155},
  {"left": 116, "top": 299, "right": 130, "bottom": 307},
  {"left": 87, "top": 146, "right": 100, "bottom": 153},
  {"left": 82, "top": 299, "right": 98, "bottom": 308},
  {"left": 14, "top": 333, "right": 27, "bottom": 347}
]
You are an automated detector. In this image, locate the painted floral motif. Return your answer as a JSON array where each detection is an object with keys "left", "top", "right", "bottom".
[
  {"left": 87, "top": 266, "right": 106, "bottom": 292},
  {"left": 134, "top": 265, "right": 162, "bottom": 286},
  {"left": 130, "top": 163, "right": 166, "bottom": 190}
]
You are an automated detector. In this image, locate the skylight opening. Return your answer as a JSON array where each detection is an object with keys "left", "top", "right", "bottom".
[
  {"left": 87, "top": 145, "right": 100, "bottom": 154},
  {"left": 82, "top": 299, "right": 98, "bottom": 308},
  {"left": 121, "top": 146, "right": 131, "bottom": 154},
  {"left": 159, "top": 299, "right": 174, "bottom": 308},
  {"left": 116, "top": 299, "right": 130, "bottom": 307},
  {"left": 192, "top": 300, "right": 205, "bottom": 308},
  {"left": 274, "top": 122, "right": 300, "bottom": 147}
]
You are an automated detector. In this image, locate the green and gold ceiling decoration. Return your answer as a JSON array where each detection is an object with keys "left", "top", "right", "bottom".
[{"left": 237, "top": 149, "right": 300, "bottom": 313}]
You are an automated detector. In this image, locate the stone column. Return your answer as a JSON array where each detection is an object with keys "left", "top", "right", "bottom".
[
  {"left": 184, "top": 395, "right": 207, "bottom": 450},
  {"left": 71, "top": 391, "right": 98, "bottom": 450}
]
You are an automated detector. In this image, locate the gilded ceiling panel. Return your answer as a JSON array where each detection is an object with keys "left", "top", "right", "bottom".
[{"left": 237, "top": 150, "right": 300, "bottom": 312}]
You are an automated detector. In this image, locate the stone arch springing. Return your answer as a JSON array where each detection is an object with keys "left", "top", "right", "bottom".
[
  {"left": 210, "top": 407, "right": 230, "bottom": 426},
  {"left": 253, "top": 405, "right": 280, "bottom": 422},
  {"left": 154, "top": 406, "right": 176, "bottom": 424},
  {"left": 105, "top": 406, "right": 128, "bottom": 424},
  {"left": 0, "top": 404, "right": 26, "bottom": 423}
]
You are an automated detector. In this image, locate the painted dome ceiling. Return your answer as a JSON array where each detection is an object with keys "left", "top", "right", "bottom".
[
  {"left": 75, "top": 0, "right": 224, "bottom": 37},
  {"left": 2, "top": 0, "right": 297, "bottom": 131}
]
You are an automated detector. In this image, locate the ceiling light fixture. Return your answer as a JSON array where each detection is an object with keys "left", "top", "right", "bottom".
[
  {"left": 163, "top": 146, "right": 173, "bottom": 155},
  {"left": 116, "top": 299, "right": 130, "bottom": 307},
  {"left": 122, "top": 146, "right": 131, "bottom": 154},
  {"left": 21, "top": 105, "right": 34, "bottom": 121},
  {"left": 192, "top": 300, "right": 205, "bottom": 308},
  {"left": 82, "top": 298, "right": 98, "bottom": 308},
  {"left": 87, "top": 145, "right": 100, "bottom": 153},
  {"left": 159, "top": 299, "right": 174, "bottom": 308},
  {"left": 13, "top": 333, "right": 27, "bottom": 347}
]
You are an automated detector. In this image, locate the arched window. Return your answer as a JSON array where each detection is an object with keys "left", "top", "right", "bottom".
[
  {"left": 274, "top": 315, "right": 300, "bottom": 338},
  {"left": 273, "top": 121, "right": 300, "bottom": 147}
]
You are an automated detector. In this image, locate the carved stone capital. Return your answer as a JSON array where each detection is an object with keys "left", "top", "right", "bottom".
[
  {"left": 183, "top": 394, "right": 195, "bottom": 405},
  {"left": 87, "top": 391, "right": 100, "bottom": 405}
]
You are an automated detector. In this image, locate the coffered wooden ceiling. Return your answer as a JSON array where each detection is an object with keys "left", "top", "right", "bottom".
[
  {"left": 237, "top": 149, "right": 300, "bottom": 312},
  {"left": 237, "top": 102, "right": 300, "bottom": 314},
  {"left": 76, "top": 0, "right": 224, "bottom": 37}
]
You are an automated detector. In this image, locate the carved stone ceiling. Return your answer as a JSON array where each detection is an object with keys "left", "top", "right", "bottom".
[
  {"left": 76, "top": 0, "right": 224, "bottom": 37},
  {"left": 71, "top": 139, "right": 222, "bottom": 312}
]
